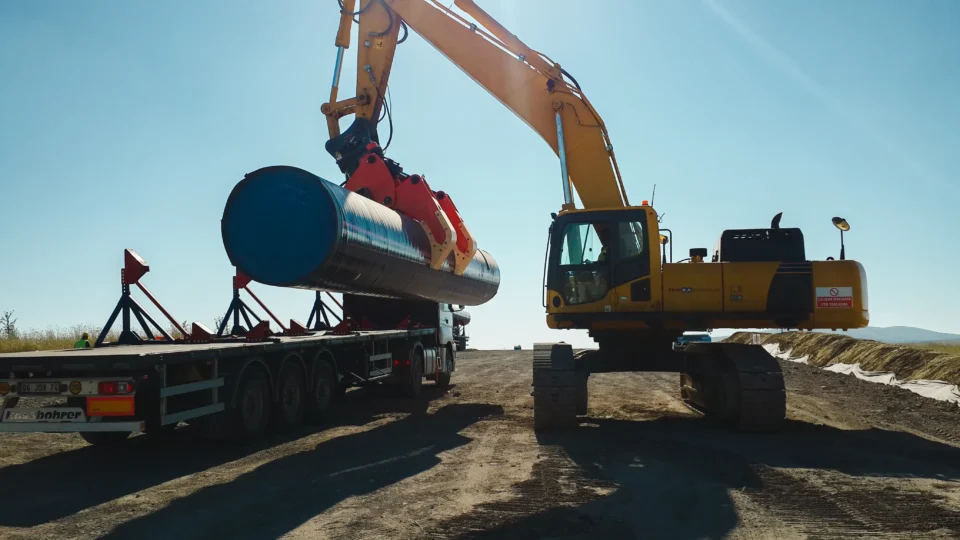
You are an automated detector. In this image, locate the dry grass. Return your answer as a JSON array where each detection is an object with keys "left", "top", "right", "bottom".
[
  {"left": 913, "top": 342, "right": 960, "bottom": 356},
  {"left": 728, "top": 331, "right": 960, "bottom": 386},
  {"left": 0, "top": 326, "right": 117, "bottom": 354}
]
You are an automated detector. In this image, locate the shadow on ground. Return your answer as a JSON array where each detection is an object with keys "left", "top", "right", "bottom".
[
  {"left": 0, "top": 384, "right": 459, "bottom": 529},
  {"left": 434, "top": 414, "right": 960, "bottom": 540},
  {"left": 99, "top": 399, "right": 502, "bottom": 539}
]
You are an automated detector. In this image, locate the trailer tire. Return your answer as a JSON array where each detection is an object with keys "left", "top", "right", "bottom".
[
  {"left": 272, "top": 360, "right": 307, "bottom": 433},
  {"left": 80, "top": 431, "right": 130, "bottom": 447},
  {"left": 230, "top": 366, "right": 271, "bottom": 443},
  {"left": 306, "top": 361, "right": 335, "bottom": 424}
]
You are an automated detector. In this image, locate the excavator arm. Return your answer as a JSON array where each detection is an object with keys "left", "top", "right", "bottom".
[{"left": 322, "top": 1, "right": 630, "bottom": 272}]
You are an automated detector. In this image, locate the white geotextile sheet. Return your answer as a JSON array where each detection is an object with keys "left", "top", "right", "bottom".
[{"left": 760, "top": 343, "right": 960, "bottom": 406}]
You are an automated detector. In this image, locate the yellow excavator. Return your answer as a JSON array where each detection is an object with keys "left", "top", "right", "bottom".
[{"left": 322, "top": 0, "right": 869, "bottom": 431}]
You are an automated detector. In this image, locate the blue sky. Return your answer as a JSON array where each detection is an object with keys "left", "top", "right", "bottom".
[{"left": 1, "top": 0, "right": 958, "bottom": 349}]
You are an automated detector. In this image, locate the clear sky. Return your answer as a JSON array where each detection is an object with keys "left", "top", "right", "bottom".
[{"left": 1, "top": 1, "right": 958, "bottom": 349}]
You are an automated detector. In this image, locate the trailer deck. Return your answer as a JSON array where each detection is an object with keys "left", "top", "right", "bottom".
[{"left": 0, "top": 329, "right": 434, "bottom": 372}]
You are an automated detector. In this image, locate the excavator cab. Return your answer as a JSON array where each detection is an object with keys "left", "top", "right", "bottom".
[{"left": 544, "top": 207, "right": 655, "bottom": 317}]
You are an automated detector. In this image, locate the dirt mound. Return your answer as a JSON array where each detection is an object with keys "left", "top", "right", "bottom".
[{"left": 727, "top": 331, "right": 960, "bottom": 386}]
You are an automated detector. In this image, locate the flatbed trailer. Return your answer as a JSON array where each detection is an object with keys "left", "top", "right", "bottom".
[
  {"left": 0, "top": 252, "right": 462, "bottom": 446},
  {"left": 0, "top": 326, "right": 453, "bottom": 446}
]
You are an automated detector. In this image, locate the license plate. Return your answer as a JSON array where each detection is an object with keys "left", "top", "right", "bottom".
[
  {"left": 17, "top": 382, "right": 63, "bottom": 395},
  {"left": 2, "top": 408, "right": 86, "bottom": 423}
]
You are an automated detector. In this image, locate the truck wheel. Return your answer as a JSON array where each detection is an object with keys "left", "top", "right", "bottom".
[
  {"left": 272, "top": 361, "right": 306, "bottom": 433},
  {"left": 402, "top": 347, "right": 424, "bottom": 398},
  {"left": 436, "top": 346, "right": 453, "bottom": 388},
  {"left": 231, "top": 366, "right": 271, "bottom": 443},
  {"left": 80, "top": 431, "right": 130, "bottom": 447},
  {"left": 306, "top": 361, "right": 335, "bottom": 424}
]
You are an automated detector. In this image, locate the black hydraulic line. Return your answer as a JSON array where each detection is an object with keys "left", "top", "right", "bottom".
[
  {"left": 338, "top": 0, "right": 374, "bottom": 19},
  {"left": 369, "top": 0, "right": 394, "bottom": 38},
  {"left": 560, "top": 67, "right": 582, "bottom": 91}
]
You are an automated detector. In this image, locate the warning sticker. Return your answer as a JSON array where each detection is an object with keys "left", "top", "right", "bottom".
[{"left": 816, "top": 287, "right": 853, "bottom": 308}]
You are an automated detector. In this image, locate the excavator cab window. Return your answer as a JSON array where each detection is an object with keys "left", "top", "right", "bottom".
[
  {"left": 617, "top": 221, "right": 645, "bottom": 260},
  {"left": 557, "top": 222, "right": 610, "bottom": 305}
]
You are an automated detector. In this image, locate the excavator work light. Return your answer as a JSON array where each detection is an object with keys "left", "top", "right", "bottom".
[{"left": 832, "top": 217, "right": 851, "bottom": 260}]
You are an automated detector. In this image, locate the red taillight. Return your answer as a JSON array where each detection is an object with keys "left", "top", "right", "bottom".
[
  {"left": 393, "top": 360, "right": 399, "bottom": 366},
  {"left": 98, "top": 381, "right": 134, "bottom": 395}
]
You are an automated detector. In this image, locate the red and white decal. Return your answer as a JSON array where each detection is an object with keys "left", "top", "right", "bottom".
[{"left": 816, "top": 287, "right": 853, "bottom": 308}]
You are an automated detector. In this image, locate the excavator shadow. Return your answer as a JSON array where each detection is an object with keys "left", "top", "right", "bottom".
[{"left": 439, "top": 415, "right": 960, "bottom": 539}]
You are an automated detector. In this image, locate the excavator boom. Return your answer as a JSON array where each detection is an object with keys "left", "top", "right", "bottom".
[{"left": 325, "top": 0, "right": 629, "bottom": 210}]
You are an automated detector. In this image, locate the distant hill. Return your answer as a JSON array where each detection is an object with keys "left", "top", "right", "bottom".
[
  {"left": 816, "top": 326, "right": 960, "bottom": 344},
  {"left": 713, "top": 326, "right": 960, "bottom": 344}
]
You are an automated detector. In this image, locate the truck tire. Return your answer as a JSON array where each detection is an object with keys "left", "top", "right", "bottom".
[
  {"left": 436, "top": 346, "right": 452, "bottom": 388},
  {"left": 402, "top": 346, "right": 424, "bottom": 398},
  {"left": 306, "top": 361, "right": 335, "bottom": 424},
  {"left": 80, "top": 431, "right": 130, "bottom": 447},
  {"left": 230, "top": 366, "right": 271, "bottom": 443},
  {"left": 272, "top": 361, "right": 306, "bottom": 433}
]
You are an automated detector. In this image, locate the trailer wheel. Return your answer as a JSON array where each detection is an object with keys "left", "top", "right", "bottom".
[
  {"left": 231, "top": 366, "right": 271, "bottom": 442},
  {"left": 306, "top": 361, "right": 335, "bottom": 424},
  {"left": 272, "top": 361, "right": 307, "bottom": 433},
  {"left": 80, "top": 431, "right": 130, "bottom": 447}
]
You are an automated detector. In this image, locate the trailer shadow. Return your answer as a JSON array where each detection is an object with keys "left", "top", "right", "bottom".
[
  {"left": 100, "top": 401, "right": 502, "bottom": 540},
  {"left": 0, "top": 383, "right": 457, "bottom": 528},
  {"left": 433, "top": 415, "right": 960, "bottom": 539}
]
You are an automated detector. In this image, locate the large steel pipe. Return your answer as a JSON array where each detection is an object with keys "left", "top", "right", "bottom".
[{"left": 221, "top": 165, "right": 500, "bottom": 306}]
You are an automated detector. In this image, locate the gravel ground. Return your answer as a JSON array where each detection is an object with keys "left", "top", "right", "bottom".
[{"left": 0, "top": 350, "right": 958, "bottom": 539}]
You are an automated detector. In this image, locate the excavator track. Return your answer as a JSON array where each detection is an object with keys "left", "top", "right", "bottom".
[
  {"left": 531, "top": 343, "right": 580, "bottom": 431},
  {"left": 680, "top": 343, "right": 786, "bottom": 432}
]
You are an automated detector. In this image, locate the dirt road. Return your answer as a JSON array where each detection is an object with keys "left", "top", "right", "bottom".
[{"left": 1, "top": 350, "right": 959, "bottom": 539}]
